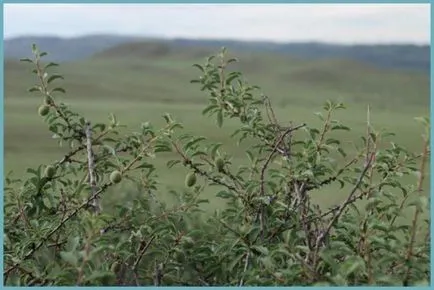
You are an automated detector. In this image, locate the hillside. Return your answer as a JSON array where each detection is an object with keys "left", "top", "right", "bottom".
[
  {"left": 5, "top": 37, "right": 429, "bottom": 211},
  {"left": 4, "top": 35, "right": 430, "bottom": 73},
  {"left": 4, "top": 34, "right": 142, "bottom": 62},
  {"left": 5, "top": 41, "right": 429, "bottom": 113}
]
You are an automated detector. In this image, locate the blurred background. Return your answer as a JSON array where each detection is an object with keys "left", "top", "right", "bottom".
[{"left": 4, "top": 3, "right": 430, "bottom": 210}]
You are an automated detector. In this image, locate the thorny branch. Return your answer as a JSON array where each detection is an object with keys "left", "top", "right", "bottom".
[
  {"left": 312, "top": 152, "right": 375, "bottom": 268},
  {"left": 4, "top": 134, "right": 160, "bottom": 280},
  {"left": 257, "top": 123, "right": 306, "bottom": 239}
]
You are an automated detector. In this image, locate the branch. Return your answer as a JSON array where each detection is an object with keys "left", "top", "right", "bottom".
[
  {"left": 402, "top": 132, "right": 429, "bottom": 286},
  {"left": 257, "top": 123, "right": 306, "bottom": 239},
  {"left": 4, "top": 182, "right": 111, "bottom": 278},
  {"left": 85, "top": 121, "right": 100, "bottom": 214},
  {"left": 238, "top": 251, "right": 250, "bottom": 286},
  {"left": 312, "top": 152, "right": 374, "bottom": 265},
  {"left": 132, "top": 235, "right": 155, "bottom": 286}
]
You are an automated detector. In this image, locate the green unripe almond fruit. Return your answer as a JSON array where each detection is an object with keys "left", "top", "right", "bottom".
[
  {"left": 44, "top": 165, "right": 56, "bottom": 178},
  {"left": 38, "top": 105, "right": 50, "bottom": 117},
  {"left": 110, "top": 170, "right": 122, "bottom": 184},
  {"left": 215, "top": 157, "right": 225, "bottom": 172},
  {"left": 185, "top": 172, "right": 197, "bottom": 187}
]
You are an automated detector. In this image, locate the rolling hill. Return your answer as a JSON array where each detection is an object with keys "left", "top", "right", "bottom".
[
  {"left": 4, "top": 35, "right": 430, "bottom": 73},
  {"left": 5, "top": 35, "right": 429, "bottom": 212}
]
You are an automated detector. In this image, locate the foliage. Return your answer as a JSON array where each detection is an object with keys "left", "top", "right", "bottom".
[{"left": 3, "top": 45, "right": 430, "bottom": 286}]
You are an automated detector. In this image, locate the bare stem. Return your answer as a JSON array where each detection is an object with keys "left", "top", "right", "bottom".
[
  {"left": 402, "top": 132, "right": 429, "bottom": 286},
  {"left": 85, "top": 121, "right": 100, "bottom": 214},
  {"left": 239, "top": 252, "right": 250, "bottom": 286},
  {"left": 312, "top": 152, "right": 374, "bottom": 268}
]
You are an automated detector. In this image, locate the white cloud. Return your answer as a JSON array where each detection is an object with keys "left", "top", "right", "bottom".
[{"left": 3, "top": 3, "right": 430, "bottom": 44}]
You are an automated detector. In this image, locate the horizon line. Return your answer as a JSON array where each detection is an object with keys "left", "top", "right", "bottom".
[{"left": 4, "top": 33, "right": 430, "bottom": 47}]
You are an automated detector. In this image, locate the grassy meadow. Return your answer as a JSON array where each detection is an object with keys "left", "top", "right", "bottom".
[{"left": 4, "top": 42, "right": 430, "bottom": 216}]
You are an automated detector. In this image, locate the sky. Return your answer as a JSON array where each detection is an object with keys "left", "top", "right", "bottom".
[{"left": 3, "top": 3, "right": 431, "bottom": 44}]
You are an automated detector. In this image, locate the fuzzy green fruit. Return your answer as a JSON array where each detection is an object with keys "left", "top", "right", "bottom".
[
  {"left": 38, "top": 105, "right": 50, "bottom": 117},
  {"left": 215, "top": 157, "right": 225, "bottom": 172},
  {"left": 110, "top": 170, "right": 122, "bottom": 184},
  {"left": 44, "top": 165, "right": 56, "bottom": 178},
  {"left": 185, "top": 172, "right": 197, "bottom": 187}
]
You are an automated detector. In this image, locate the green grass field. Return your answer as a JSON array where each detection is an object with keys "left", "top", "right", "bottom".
[{"left": 4, "top": 44, "right": 430, "bottom": 214}]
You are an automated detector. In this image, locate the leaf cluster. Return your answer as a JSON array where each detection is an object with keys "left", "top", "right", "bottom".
[{"left": 4, "top": 46, "right": 430, "bottom": 286}]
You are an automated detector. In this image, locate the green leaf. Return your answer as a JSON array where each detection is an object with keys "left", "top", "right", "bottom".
[
  {"left": 414, "top": 116, "right": 429, "bottom": 127},
  {"left": 251, "top": 245, "right": 269, "bottom": 256},
  {"left": 202, "top": 104, "right": 218, "bottom": 115},
  {"left": 339, "top": 256, "right": 365, "bottom": 278},
  {"left": 134, "top": 162, "right": 154, "bottom": 170},
  {"left": 216, "top": 190, "right": 234, "bottom": 199},
  {"left": 326, "top": 138, "right": 340, "bottom": 145},
  {"left": 47, "top": 74, "right": 64, "bottom": 84},
  {"left": 167, "top": 160, "right": 181, "bottom": 168},
  {"left": 66, "top": 236, "right": 80, "bottom": 252},
  {"left": 42, "top": 197, "right": 52, "bottom": 209},
  {"left": 44, "top": 62, "right": 59, "bottom": 69},
  {"left": 337, "top": 147, "right": 347, "bottom": 157},
  {"left": 225, "top": 72, "right": 241, "bottom": 85},
  {"left": 335, "top": 102, "right": 346, "bottom": 109},
  {"left": 84, "top": 271, "right": 115, "bottom": 283},
  {"left": 331, "top": 125, "right": 350, "bottom": 131},
  {"left": 59, "top": 251, "right": 78, "bottom": 266},
  {"left": 185, "top": 137, "right": 206, "bottom": 150},
  {"left": 154, "top": 143, "right": 172, "bottom": 153},
  {"left": 28, "top": 86, "right": 41, "bottom": 93},
  {"left": 51, "top": 87, "right": 66, "bottom": 94},
  {"left": 228, "top": 253, "right": 246, "bottom": 272},
  {"left": 259, "top": 256, "right": 274, "bottom": 270},
  {"left": 407, "top": 196, "right": 429, "bottom": 212},
  {"left": 20, "top": 58, "right": 33, "bottom": 63},
  {"left": 163, "top": 113, "right": 173, "bottom": 124},
  {"left": 208, "top": 143, "right": 222, "bottom": 160},
  {"left": 192, "top": 64, "right": 204, "bottom": 72}
]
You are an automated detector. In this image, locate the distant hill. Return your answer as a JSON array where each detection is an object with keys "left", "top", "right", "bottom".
[
  {"left": 4, "top": 35, "right": 430, "bottom": 73},
  {"left": 91, "top": 40, "right": 211, "bottom": 60},
  {"left": 172, "top": 39, "right": 430, "bottom": 73},
  {"left": 4, "top": 34, "right": 141, "bottom": 62}
]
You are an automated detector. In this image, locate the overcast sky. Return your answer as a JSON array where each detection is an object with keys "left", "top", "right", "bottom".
[{"left": 3, "top": 3, "right": 431, "bottom": 44}]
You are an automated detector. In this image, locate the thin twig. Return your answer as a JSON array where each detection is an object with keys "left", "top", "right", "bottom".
[
  {"left": 85, "top": 121, "right": 100, "bottom": 214},
  {"left": 402, "top": 132, "right": 429, "bottom": 286},
  {"left": 258, "top": 123, "right": 306, "bottom": 239},
  {"left": 239, "top": 252, "right": 250, "bottom": 286},
  {"left": 4, "top": 182, "right": 111, "bottom": 278},
  {"left": 260, "top": 123, "right": 306, "bottom": 197},
  {"left": 132, "top": 235, "right": 156, "bottom": 286},
  {"left": 154, "top": 261, "right": 164, "bottom": 286},
  {"left": 312, "top": 152, "right": 374, "bottom": 268}
]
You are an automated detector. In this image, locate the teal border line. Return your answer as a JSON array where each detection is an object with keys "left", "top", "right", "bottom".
[
  {"left": 2, "top": 288, "right": 430, "bottom": 290},
  {"left": 1, "top": 2, "right": 5, "bottom": 288},
  {"left": 430, "top": 2, "right": 433, "bottom": 287},
  {"left": 1, "top": 1, "right": 432, "bottom": 289},
  {"left": 1, "top": 0, "right": 432, "bottom": 4}
]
